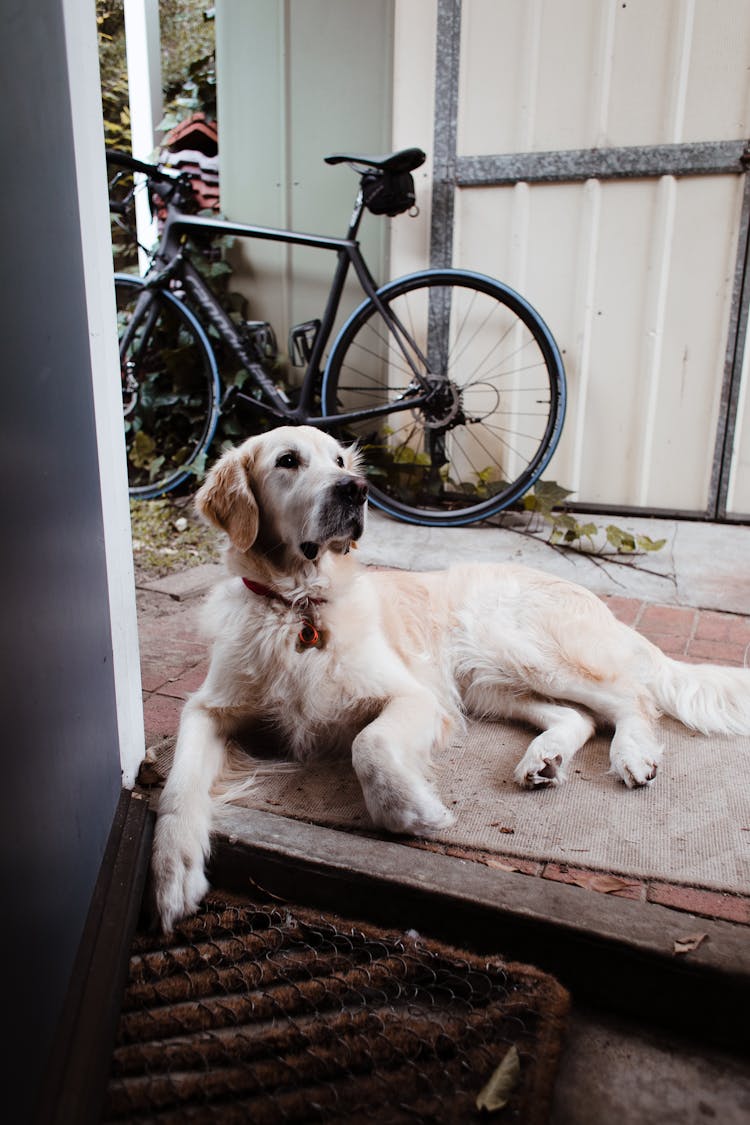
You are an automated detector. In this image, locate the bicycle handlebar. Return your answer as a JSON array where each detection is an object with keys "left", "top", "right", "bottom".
[
  {"left": 106, "top": 148, "right": 178, "bottom": 182},
  {"left": 107, "top": 148, "right": 196, "bottom": 220}
]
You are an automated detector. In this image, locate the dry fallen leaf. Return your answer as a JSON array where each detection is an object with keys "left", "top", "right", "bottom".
[
  {"left": 484, "top": 858, "right": 523, "bottom": 873},
  {"left": 673, "top": 933, "right": 708, "bottom": 956},
  {"left": 566, "top": 871, "right": 638, "bottom": 895},
  {"left": 476, "top": 1044, "right": 521, "bottom": 1113}
]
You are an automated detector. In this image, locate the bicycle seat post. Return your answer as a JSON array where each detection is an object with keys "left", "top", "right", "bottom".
[{"left": 345, "top": 185, "right": 367, "bottom": 241}]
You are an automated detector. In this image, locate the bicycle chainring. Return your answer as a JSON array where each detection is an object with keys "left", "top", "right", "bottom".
[{"left": 413, "top": 376, "right": 464, "bottom": 431}]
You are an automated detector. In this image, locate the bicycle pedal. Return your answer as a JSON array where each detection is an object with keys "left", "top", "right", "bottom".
[
  {"left": 242, "top": 320, "right": 278, "bottom": 360},
  {"left": 289, "top": 319, "right": 321, "bottom": 367}
]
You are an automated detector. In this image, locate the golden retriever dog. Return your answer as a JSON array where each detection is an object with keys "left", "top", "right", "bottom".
[{"left": 151, "top": 426, "right": 750, "bottom": 931}]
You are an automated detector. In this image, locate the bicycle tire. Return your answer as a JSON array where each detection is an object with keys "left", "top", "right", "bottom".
[
  {"left": 115, "top": 274, "right": 221, "bottom": 499},
  {"left": 322, "top": 268, "right": 566, "bottom": 526}
]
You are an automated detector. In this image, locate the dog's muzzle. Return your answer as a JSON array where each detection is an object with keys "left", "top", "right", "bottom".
[{"left": 301, "top": 475, "right": 369, "bottom": 560}]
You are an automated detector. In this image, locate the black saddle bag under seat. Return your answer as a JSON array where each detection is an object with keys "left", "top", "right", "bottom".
[{"left": 361, "top": 170, "right": 416, "bottom": 216}]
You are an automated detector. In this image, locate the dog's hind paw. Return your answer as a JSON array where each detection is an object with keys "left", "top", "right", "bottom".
[
  {"left": 609, "top": 732, "right": 662, "bottom": 788},
  {"left": 612, "top": 757, "right": 659, "bottom": 788},
  {"left": 514, "top": 753, "right": 564, "bottom": 789}
]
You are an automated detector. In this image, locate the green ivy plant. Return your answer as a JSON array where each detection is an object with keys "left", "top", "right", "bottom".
[{"left": 522, "top": 480, "right": 666, "bottom": 556}]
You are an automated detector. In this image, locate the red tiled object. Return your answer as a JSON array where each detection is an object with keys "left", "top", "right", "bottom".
[
  {"left": 158, "top": 659, "right": 210, "bottom": 701},
  {"left": 638, "top": 631, "right": 690, "bottom": 657},
  {"left": 601, "top": 595, "right": 643, "bottom": 626},
  {"left": 637, "top": 604, "right": 697, "bottom": 636},
  {"left": 647, "top": 882, "right": 750, "bottom": 924},
  {"left": 139, "top": 663, "right": 173, "bottom": 693},
  {"left": 142, "top": 692, "right": 183, "bottom": 741},
  {"left": 685, "top": 637, "right": 748, "bottom": 667},
  {"left": 694, "top": 610, "right": 750, "bottom": 645},
  {"left": 139, "top": 646, "right": 205, "bottom": 692}
]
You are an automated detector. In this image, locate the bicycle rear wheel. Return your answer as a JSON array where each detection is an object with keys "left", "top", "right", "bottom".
[
  {"left": 322, "top": 269, "right": 566, "bottom": 526},
  {"left": 115, "top": 274, "right": 221, "bottom": 498}
]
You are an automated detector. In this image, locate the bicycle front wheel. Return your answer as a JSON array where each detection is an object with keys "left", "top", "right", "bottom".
[
  {"left": 115, "top": 274, "right": 221, "bottom": 499},
  {"left": 322, "top": 269, "right": 566, "bottom": 526}
]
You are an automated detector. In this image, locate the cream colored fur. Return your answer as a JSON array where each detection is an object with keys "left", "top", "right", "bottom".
[{"left": 151, "top": 426, "right": 750, "bottom": 932}]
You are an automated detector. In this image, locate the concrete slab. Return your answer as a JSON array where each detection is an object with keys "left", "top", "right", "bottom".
[
  {"left": 358, "top": 509, "right": 750, "bottom": 615},
  {"left": 134, "top": 508, "right": 749, "bottom": 615},
  {"left": 137, "top": 562, "right": 222, "bottom": 600},
  {"left": 550, "top": 1007, "right": 750, "bottom": 1125}
]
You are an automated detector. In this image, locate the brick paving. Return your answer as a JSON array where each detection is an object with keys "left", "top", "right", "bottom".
[{"left": 140, "top": 587, "right": 750, "bottom": 928}]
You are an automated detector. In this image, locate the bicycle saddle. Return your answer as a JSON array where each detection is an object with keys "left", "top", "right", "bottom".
[{"left": 324, "top": 147, "right": 426, "bottom": 174}]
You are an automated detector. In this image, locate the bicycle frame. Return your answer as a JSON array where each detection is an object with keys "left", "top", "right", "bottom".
[{"left": 127, "top": 191, "right": 437, "bottom": 431}]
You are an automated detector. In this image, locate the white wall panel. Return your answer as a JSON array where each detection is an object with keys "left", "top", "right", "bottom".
[
  {"left": 679, "top": 1, "right": 750, "bottom": 142},
  {"left": 390, "top": 0, "right": 750, "bottom": 516},
  {"left": 390, "top": 0, "right": 437, "bottom": 279},
  {"left": 453, "top": 174, "right": 743, "bottom": 509},
  {"left": 457, "top": 0, "right": 750, "bottom": 155}
]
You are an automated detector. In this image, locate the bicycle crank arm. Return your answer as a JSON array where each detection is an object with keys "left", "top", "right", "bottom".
[{"left": 222, "top": 385, "right": 291, "bottom": 422}]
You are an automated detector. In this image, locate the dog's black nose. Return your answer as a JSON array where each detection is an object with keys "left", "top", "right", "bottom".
[{"left": 336, "top": 475, "right": 368, "bottom": 506}]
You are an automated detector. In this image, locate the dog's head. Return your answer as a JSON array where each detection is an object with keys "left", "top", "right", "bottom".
[{"left": 196, "top": 426, "right": 368, "bottom": 568}]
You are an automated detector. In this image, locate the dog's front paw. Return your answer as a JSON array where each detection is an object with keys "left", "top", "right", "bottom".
[
  {"left": 152, "top": 813, "right": 210, "bottom": 933},
  {"left": 395, "top": 794, "right": 456, "bottom": 836},
  {"left": 380, "top": 800, "right": 456, "bottom": 836},
  {"left": 360, "top": 772, "right": 455, "bottom": 836},
  {"left": 610, "top": 749, "right": 660, "bottom": 789}
]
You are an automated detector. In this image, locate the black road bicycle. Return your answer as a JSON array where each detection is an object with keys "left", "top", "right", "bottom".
[{"left": 107, "top": 146, "right": 566, "bottom": 527}]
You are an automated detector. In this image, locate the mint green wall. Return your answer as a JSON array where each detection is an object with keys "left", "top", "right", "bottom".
[{"left": 215, "top": 0, "right": 394, "bottom": 381}]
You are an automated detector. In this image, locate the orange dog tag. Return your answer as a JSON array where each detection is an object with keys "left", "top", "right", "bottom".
[{"left": 296, "top": 621, "right": 325, "bottom": 651}]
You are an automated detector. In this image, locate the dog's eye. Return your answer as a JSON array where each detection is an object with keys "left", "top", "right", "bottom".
[
  {"left": 276, "top": 452, "right": 300, "bottom": 470},
  {"left": 336, "top": 455, "right": 345, "bottom": 468}
]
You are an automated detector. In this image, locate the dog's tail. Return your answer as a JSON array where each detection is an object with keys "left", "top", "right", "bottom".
[
  {"left": 212, "top": 739, "right": 300, "bottom": 806},
  {"left": 650, "top": 655, "right": 750, "bottom": 736}
]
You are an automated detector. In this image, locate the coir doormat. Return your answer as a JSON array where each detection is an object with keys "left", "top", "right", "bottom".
[{"left": 103, "top": 892, "right": 569, "bottom": 1124}]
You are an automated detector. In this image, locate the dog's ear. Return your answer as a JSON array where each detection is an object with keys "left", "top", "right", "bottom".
[{"left": 195, "top": 448, "right": 259, "bottom": 552}]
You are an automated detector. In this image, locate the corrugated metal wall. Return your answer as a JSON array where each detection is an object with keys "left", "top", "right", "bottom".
[
  {"left": 392, "top": 0, "right": 750, "bottom": 519},
  {"left": 216, "top": 0, "right": 750, "bottom": 518}
]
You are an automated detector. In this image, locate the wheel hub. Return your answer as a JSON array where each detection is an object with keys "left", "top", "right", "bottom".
[{"left": 414, "top": 376, "right": 464, "bottom": 430}]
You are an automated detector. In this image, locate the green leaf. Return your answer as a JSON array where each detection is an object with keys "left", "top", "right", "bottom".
[
  {"left": 532, "top": 480, "right": 575, "bottom": 510},
  {"left": 636, "top": 534, "right": 667, "bottom": 552},
  {"left": 184, "top": 451, "right": 208, "bottom": 479},
  {"left": 554, "top": 513, "right": 578, "bottom": 532},
  {"left": 392, "top": 446, "right": 431, "bottom": 466},
  {"left": 606, "top": 524, "right": 636, "bottom": 553},
  {"left": 475, "top": 466, "right": 496, "bottom": 486},
  {"left": 129, "top": 429, "right": 156, "bottom": 470},
  {"left": 147, "top": 454, "right": 165, "bottom": 482}
]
